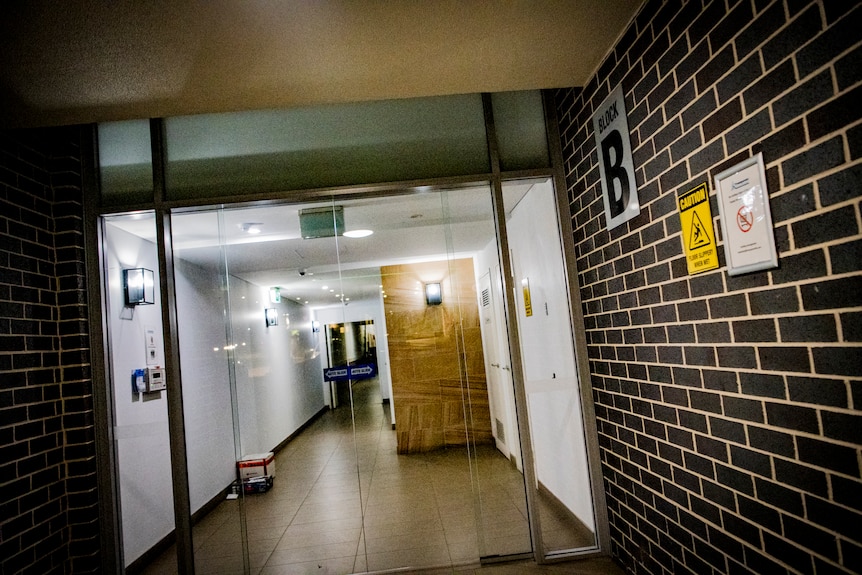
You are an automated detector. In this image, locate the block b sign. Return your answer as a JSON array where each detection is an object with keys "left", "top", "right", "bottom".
[{"left": 593, "top": 85, "right": 639, "bottom": 230}]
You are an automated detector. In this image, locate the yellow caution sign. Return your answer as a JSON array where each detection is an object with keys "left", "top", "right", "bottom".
[
  {"left": 678, "top": 183, "right": 718, "bottom": 275},
  {"left": 522, "top": 277, "right": 533, "bottom": 317}
]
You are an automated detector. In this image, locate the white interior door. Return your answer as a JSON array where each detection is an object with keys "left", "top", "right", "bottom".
[{"left": 479, "top": 268, "right": 522, "bottom": 470}]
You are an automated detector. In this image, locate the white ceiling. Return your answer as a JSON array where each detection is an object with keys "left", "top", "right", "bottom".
[
  {"left": 0, "top": 1, "right": 642, "bottom": 128},
  {"left": 110, "top": 182, "right": 535, "bottom": 309}
]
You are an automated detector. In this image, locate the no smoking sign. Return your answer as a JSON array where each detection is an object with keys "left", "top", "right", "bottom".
[
  {"left": 737, "top": 205, "right": 753, "bottom": 232},
  {"left": 715, "top": 153, "right": 778, "bottom": 276}
]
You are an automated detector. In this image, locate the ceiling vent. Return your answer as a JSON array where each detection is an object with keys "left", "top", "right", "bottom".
[{"left": 299, "top": 206, "right": 344, "bottom": 239}]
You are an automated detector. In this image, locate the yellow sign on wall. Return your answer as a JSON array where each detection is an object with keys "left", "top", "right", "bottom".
[
  {"left": 678, "top": 182, "right": 718, "bottom": 275},
  {"left": 522, "top": 277, "right": 533, "bottom": 317}
]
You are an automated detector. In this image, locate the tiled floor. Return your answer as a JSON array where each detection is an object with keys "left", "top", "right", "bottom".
[{"left": 142, "top": 378, "right": 619, "bottom": 575}]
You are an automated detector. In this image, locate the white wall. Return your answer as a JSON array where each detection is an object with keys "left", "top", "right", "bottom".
[
  {"left": 174, "top": 256, "right": 237, "bottom": 514},
  {"left": 504, "top": 180, "right": 595, "bottom": 532},
  {"left": 229, "top": 278, "right": 325, "bottom": 455},
  {"left": 104, "top": 222, "right": 175, "bottom": 566},
  {"left": 105, "top": 223, "right": 329, "bottom": 566}
]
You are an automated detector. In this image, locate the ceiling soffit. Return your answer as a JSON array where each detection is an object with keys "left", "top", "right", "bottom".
[{"left": 0, "top": 1, "right": 642, "bottom": 128}]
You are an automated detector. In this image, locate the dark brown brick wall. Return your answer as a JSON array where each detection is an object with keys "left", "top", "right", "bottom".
[
  {"left": 0, "top": 127, "right": 99, "bottom": 574},
  {"left": 554, "top": 1, "right": 861, "bottom": 573}
]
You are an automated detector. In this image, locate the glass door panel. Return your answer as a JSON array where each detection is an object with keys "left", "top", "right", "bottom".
[
  {"left": 114, "top": 183, "right": 541, "bottom": 573},
  {"left": 171, "top": 210, "right": 252, "bottom": 574},
  {"left": 101, "top": 213, "right": 176, "bottom": 572},
  {"left": 437, "top": 188, "right": 532, "bottom": 562},
  {"left": 169, "top": 203, "right": 365, "bottom": 574},
  {"left": 502, "top": 178, "right": 599, "bottom": 556}
]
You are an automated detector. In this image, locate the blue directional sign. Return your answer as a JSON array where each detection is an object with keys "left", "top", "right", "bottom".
[{"left": 323, "top": 363, "right": 377, "bottom": 382}]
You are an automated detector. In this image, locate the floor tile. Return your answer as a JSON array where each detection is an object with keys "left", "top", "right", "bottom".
[{"left": 142, "top": 377, "right": 608, "bottom": 575}]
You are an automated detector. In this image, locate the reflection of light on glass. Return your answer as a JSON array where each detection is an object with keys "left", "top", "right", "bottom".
[
  {"left": 743, "top": 189, "right": 755, "bottom": 208},
  {"left": 265, "top": 308, "right": 278, "bottom": 326}
]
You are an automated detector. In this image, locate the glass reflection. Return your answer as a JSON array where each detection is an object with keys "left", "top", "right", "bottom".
[
  {"left": 503, "top": 179, "right": 598, "bottom": 555},
  {"left": 122, "top": 184, "right": 552, "bottom": 573}
]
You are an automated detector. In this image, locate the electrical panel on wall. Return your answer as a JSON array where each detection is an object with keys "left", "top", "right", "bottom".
[
  {"left": 132, "top": 367, "right": 166, "bottom": 396},
  {"left": 131, "top": 325, "right": 166, "bottom": 400}
]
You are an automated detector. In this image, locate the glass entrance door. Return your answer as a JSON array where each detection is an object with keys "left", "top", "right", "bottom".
[
  {"left": 100, "top": 178, "right": 602, "bottom": 573},
  {"left": 163, "top": 185, "right": 531, "bottom": 573}
]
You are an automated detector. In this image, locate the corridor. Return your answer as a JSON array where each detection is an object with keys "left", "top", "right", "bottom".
[{"left": 142, "top": 376, "right": 602, "bottom": 574}]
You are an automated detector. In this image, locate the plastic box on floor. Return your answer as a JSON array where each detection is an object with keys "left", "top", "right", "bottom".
[
  {"left": 242, "top": 475, "right": 273, "bottom": 494},
  {"left": 237, "top": 452, "right": 275, "bottom": 493}
]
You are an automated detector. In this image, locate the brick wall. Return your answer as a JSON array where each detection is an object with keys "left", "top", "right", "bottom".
[
  {"left": 0, "top": 127, "right": 100, "bottom": 574},
  {"left": 554, "top": 1, "right": 861, "bottom": 574}
]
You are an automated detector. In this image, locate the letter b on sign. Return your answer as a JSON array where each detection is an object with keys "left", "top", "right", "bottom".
[
  {"left": 600, "top": 130, "right": 629, "bottom": 219},
  {"left": 593, "top": 85, "right": 639, "bottom": 229}
]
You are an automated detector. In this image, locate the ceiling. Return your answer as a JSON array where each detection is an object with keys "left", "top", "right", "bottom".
[
  {"left": 109, "top": 182, "right": 535, "bottom": 309},
  {"left": 0, "top": 0, "right": 642, "bottom": 129}
]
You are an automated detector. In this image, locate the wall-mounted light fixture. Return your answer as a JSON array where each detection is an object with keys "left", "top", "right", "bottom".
[
  {"left": 265, "top": 308, "right": 278, "bottom": 327},
  {"left": 123, "top": 268, "right": 155, "bottom": 306},
  {"left": 425, "top": 282, "right": 442, "bottom": 305}
]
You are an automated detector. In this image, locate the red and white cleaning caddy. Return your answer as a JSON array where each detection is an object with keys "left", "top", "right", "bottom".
[{"left": 236, "top": 452, "right": 275, "bottom": 493}]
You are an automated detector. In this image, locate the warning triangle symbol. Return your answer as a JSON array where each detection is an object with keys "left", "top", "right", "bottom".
[{"left": 689, "top": 210, "right": 711, "bottom": 250}]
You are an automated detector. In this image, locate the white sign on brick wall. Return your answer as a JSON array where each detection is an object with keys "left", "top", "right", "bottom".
[
  {"left": 715, "top": 153, "right": 779, "bottom": 276},
  {"left": 593, "top": 84, "right": 640, "bottom": 230}
]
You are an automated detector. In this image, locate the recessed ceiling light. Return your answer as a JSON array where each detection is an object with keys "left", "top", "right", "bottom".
[{"left": 343, "top": 229, "right": 373, "bottom": 238}]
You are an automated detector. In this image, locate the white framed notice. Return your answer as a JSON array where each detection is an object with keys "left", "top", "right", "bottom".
[{"left": 715, "top": 153, "right": 778, "bottom": 276}]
